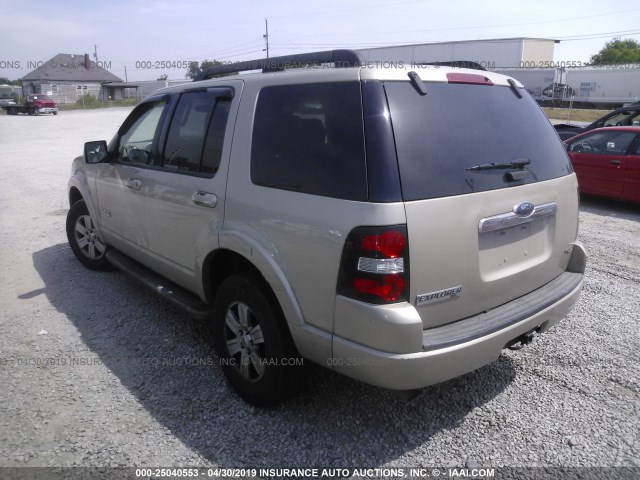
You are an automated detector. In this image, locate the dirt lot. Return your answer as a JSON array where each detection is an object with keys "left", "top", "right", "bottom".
[{"left": 0, "top": 108, "right": 638, "bottom": 473}]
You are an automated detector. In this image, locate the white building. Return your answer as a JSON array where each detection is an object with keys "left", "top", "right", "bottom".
[{"left": 356, "top": 37, "right": 558, "bottom": 69}]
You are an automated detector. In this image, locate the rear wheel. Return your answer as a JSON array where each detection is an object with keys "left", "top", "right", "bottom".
[
  {"left": 66, "top": 200, "right": 111, "bottom": 270},
  {"left": 212, "top": 274, "right": 303, "bottom": 406}
]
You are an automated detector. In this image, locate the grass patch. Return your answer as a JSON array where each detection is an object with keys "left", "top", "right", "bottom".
[
  {"left": 542, "top": 107, "right": 609, "bottom": 123},
  {"left": 59, "top": 98, "right": 140, "bottom": 111}
]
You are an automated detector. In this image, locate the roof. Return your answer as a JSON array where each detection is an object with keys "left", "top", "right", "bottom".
[
  {"left": 102, "top": 82, "right": 140, "bottom": 88},
  {"left": 21, "top": 53, "right": 122, "bottom": 82}
]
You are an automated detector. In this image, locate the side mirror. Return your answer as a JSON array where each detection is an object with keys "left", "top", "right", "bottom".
[{"left": 84, "top": 140, "right": 109, "bottom": 164}]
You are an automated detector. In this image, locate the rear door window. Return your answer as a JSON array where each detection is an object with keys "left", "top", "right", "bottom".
[
  {"left": 250, "top": 82, "right": 367, "bottom": 200},
  {"left": 384, "top": 82, "right": 573, "bottom": 200},
  {"left": 162, "top": 91, "right": 231, "bottom": 175}
]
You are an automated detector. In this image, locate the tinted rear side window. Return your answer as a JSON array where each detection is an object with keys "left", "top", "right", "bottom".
[
  {"left": 163, "top": 92, "right": 230, "bottom": 174},
  {"left": 251, "top": 82, "right": 367, "bottom": 200},
  {"left": 384, "top": 82, "right": 572, "bottom": 200}
]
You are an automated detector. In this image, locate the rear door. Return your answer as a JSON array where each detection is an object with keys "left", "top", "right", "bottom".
[
  {"left": 138, "top": 83, "right": 242, "bottom": 294},
  {"left": 567, "top": 130, "right": 637, "bottom": 198},
  {"left": 383, "top": 79, "right": 577, "bottom": 328}
]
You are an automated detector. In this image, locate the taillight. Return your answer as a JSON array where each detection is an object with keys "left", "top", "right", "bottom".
[
  {"left": 337, "top": 225, "right": 409, "bottom": 304},
  {"left": 446, "top": 72, "right": 493, "bottom": 86}
]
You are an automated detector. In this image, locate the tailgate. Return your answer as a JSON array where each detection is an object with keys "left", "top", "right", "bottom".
[
  {"left": 405, "top": 175, "right": 579, "bottom": 328},
  {"left": 381, "top": 77, "right": 579, "bottom": 328}
]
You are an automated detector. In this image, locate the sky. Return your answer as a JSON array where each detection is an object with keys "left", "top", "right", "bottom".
[{"left": 1, "top": 0, "right": 639, "bottom": 82}]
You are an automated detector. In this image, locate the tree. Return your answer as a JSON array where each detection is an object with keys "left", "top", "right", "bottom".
[
  {"left": 185, "top": 60, "right": 234, "bottom": 79},
  {"left": 157, "top": 74, "right": 168, "bottom": 81},
  {"left": 0, "top": 77, "right": 21, "bottom": 86},
  {"left": 589, "top": 38, "right": 640, "bottom": 65}
]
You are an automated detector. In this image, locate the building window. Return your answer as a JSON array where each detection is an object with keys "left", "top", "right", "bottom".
[{"left": 51, "top": 85, "right": 58, "bottom": 93}]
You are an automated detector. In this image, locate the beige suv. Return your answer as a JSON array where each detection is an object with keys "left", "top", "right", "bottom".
[{"left": 67, "top": 50, "right": 586, "bottom": 405}]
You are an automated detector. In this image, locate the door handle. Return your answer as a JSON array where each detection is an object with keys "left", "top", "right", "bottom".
[
  {"left": 609, "top": 160, "right": 621, "bottom": 165},
  {"left": 192, "top": 191, "right": 217, "bottom": 208},
  {"left": 126, "top": 178, "right": 142, "bottom": 190}
]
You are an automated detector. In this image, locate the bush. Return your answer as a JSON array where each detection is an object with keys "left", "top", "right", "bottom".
[{"left": 75, "top": 94, "right": 100, "bottom": 106}]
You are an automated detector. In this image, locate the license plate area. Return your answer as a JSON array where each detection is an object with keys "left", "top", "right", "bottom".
[{"left": 478, "top": 218, "right": 551, "bottom": 281}]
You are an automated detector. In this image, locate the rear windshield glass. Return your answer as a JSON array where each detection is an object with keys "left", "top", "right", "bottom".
[{"left": 384, "top": 82, "right": 572, "bottom": 201}]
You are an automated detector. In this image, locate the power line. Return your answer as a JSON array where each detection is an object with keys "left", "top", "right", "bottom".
[
  {"left": 285, "top": 7, "right": 640, "bottom": 38},
  {"left": 268, "top": 29, "right": 640, "bottom": 52}
]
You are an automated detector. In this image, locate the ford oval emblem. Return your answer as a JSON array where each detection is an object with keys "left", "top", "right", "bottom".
[{"left": 514, "top": 202, "right": 535, "bottom": 217}]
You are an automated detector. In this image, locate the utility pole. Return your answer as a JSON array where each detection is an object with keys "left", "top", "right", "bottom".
[
  {"left": 93, "top": 44, "right": 98, "bottom": 64},
  {"left": 263, "top": 18, "right": 269, "bottom": 58}
]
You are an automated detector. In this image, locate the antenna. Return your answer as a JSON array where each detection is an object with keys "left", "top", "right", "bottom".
[
  {"left": 263, "top": 19, "right": 269, "bottom": 58},
  {"left": 93, "top": 44, "right": 98, "bottom": 63}
]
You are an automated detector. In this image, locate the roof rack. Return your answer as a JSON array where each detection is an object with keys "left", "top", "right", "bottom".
[
  {"left": 194, "top": 49, "right": 365, "bottom": 81},
  {"left": 193, "top": 49, "right": 487, "bottom": 81}
]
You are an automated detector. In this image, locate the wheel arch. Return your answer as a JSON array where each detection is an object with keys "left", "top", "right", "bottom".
[
  {"left": 201, "top": 239, "right": 306, "bottom": 330},
  {"left": 202, "top": 232, "right": 334, "bottom": 365},
  {"left": 69, "top": 186, "right": 83, "bottom": 207},
  {"left": 67, "top": 170, "right": 102, "bottom": 239}
]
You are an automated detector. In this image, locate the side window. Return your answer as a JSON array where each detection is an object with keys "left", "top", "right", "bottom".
[
  {"left": 119, "top": 100, "right": 167, "bottom": 165},
  {"left": 163, "top": 92, "right": 230, "bottom": 174},
  {"left": 603, "top": 110, "right": 639, "bottom": 127},
  {"left": 631, "top": 136, "right": 640, "bottom": 156},
  {"left": 250, "top": 82, "right": 367, "bottom": 200},
  {"left": 568, "top": 131, "right": 637, "bottom": 155}
]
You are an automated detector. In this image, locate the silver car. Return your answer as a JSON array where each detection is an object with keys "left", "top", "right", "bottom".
[{"left": 67, "top": 50, "right": 586, "bottom": 406}]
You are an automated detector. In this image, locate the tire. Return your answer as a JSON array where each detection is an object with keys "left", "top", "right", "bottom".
[
  {"left": 66, "top": 200, "right": 111, "bottom": 271},
  {"left": 212, "top": 274, "right": 304, "bottom": 406}
]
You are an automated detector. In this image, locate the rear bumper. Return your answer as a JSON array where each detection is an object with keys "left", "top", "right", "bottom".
[{"left": 330, "top": 243, "right": 586, "bottom": 391}]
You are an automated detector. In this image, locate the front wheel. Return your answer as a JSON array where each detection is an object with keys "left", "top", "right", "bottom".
[
  {"left": 212, "top": 274, "right": 304, "bottom": 406},
  {"left": 66, "top": 200, "right": 111, "bottom": 270}
]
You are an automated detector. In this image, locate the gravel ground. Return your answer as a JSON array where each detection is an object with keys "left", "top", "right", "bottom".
[{"left": 0, "top": 109, "right": 638, "bottom": 474}]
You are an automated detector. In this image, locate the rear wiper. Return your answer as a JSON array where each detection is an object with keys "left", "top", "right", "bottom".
[{"left": 466, "top": 159, "right": 531, "bottom": 171}]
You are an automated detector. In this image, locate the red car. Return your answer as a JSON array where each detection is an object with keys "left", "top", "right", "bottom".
[{"left": 564, "top": 126, "right": 640, "bottom": 202}]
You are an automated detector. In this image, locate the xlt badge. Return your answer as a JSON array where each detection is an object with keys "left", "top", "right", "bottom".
[{"left": 416, "top": 286, "right": 462, "bottom": 306}]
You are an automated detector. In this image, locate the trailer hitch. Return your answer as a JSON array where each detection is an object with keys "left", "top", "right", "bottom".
[{"left": 507, "top": 328, "right": 538, "bottom": 351}]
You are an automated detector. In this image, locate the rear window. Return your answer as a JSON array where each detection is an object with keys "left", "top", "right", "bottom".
[
  {"left": 251, "top": 82, "right": 367, "bottom": 200},
  {"left": 384, "top": 82, "right": 573, "bottom": 201},
  {"left": 163, "top": 92, "right": 230, "bottom": 174}
]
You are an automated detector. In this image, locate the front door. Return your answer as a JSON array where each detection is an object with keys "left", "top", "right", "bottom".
[{"left": 95, "top": 97, "right": 168, "bottom": 260}]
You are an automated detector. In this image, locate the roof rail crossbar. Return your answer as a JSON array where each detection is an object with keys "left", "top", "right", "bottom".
[{"left": 194, "top": 49, "right": 365, "bottom": 81}]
